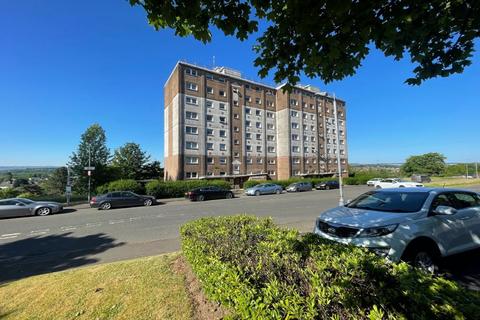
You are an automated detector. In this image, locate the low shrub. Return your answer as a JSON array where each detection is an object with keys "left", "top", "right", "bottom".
[
  {"left": 145, "top": 180, "right": 231, "bottom": 199},
  {"left": 0, "top": 188, "right": 20, "bottom": 199},
  {"left": 96, "top": 179, "right": 144, "bottom": 195},
  {"left": 181, "top": 215, "right": 480, "bottom": 319}
]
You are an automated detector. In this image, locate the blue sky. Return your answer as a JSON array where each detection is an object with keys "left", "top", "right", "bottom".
[{"left": 1, "top": 0, "right": 479, "bottom": 166}]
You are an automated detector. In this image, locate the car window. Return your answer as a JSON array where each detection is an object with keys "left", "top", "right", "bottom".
[
  {"left": 430, "top": 194, "right": 454, "bottom": 211},
  {"left": 110, "top": 192, "right": 122, "bottom": 198},
  {"left": 347, "top": 191, "right": 429, "bottom": 213},
  {"left": 450, "top": 193, "right": 480, "bottom": 210},
  {"left": 0, "top": 200, "right": 17, "bottom": 206},
  {"left": 122, "top": 192, "right": 135, "bottom": 197}
]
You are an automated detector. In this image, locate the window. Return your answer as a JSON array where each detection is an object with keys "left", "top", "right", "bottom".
[
  {"left": 219, "top": 90, "right": 226, "bottom": 97},
  {"left": 186, "top": 82, "right": 198, "bottom": 91},
  {"left": 220, "top": 144, "right": 226, "bottom": 151},
  {"left": 267, "top": 112, "right": 275, "bottom": 118},
  {"left": 268, "top": 159, "right": 276, "bottom": 164},
  {"left": 255, "top": 98, "right": 262, "bottom": 105},
  {"left": 256, "top": 146, "right": 262, "bottom": 152},
  {"left": 186, "top": 141, "right": 198, "bottom": 150},
  {"left": 246, "top": 120, "right": 251, "bottom": 127},
  {"left": 206, "top": 74, "right": 214, "bottom": 80},
  {"left": 207, "top": 86, "right": 213, "bottom": 94},
  {"left": 234, "top": 126, "right": 240, "bottom": 132},
  {"left": 290, "top": 99, "right": 298, "bottom": 106},
  {"left": 220, "top": 130, "right": 227, "bottom": 138},
  {"left": 312, "top": 136, "right": 316, "bottom": 142},
  {"left": 220, "top": 172, "right": 226, "bottom": 176},
  {"left": 246, "top": 95, "right": 252, "bottom": 102},
  {"left": 207, "top": 143, "right": 214, "bottom": 150},
  {"left": 247, "top": 158, "right": 253, "bottom": 164},
  {"left": 304, "top": 147, "right": 309, "bottom": 153},
  {"left": 234, "top": 113, "right": 240, "bottom": 119},
  {"left": 256, "top": 109, "right": 261, "bottom": 116},
  {"left": 311, "top": 114, "right": 315, "bottom": 120},
  {"left": 303, "top": 113, "right": 308, "bottom": 119},
  {"left": 291, "top": 122, "right": 299, "bottom": 129},
  {"left": 292, "top": 134, "right": 299, "bottom": 141},
  {"left": 219, "top": 103, "right": 226, "bottom": 110},
  {"left": 246, "top": 133, "right": 252, "bottom": 139},
  {"left": 206, "top": 172, "right": 213, "bottom": 176},
  {"left": 267, "top": 135, "right": 275, "bottom": 141},
  {"left": 245, "top": 108, "right": 252, "bottom": 114},
  {"left": 268, "top": 170, "right": 276, "bottom": 175},
  {"left": 340, "top": 150, "right": 345, "bottom": 155},
  {"left": 207, "top": 115, "right": 214, "bottom": 122},
  {"left": 268, "top": 146, "right": 276, "bottom": 153},
  {"left": 207, "top": 128, "right": 214, "bottom": 136},
  {"left": 217, "top": 77, "right": 225, "bottom": 83},
  {"left": 256, "top": 122, "right": 262, "bottom": 129},
  {"left": 234, "top": 164, "right": 240, "bottom": 171},
  {"left": 185, "top": 96, "right": 198, "bottom": 105},
  {"left": 246, "top": 145, "right": 252, "bottom": 151},
  {"left": 206, "top": 100, "right": 213, "bottom": 108},
  {"left": 267, "top": 123, "right": 275, "bottom": 130},
  {"left": 257, "top": 158, "right": 263, "bottom": 164},
  {"left": 185, "top": 68, "right": 197, "bottom": 76},
  {"left": 245, "top": 84, "right": 250, "bottom": 90},
  {"left": 292, "top": 146, "right": 300, "bottom": 153},
  {"left": 219, "top": 116, "right": 226, "bottom": 124},
  {"left": 256, "top": 133, "right": 261, "bottom": 140},
  {"left": 291, "top": 111, "right": 298, "bottom": 117},
  {"left": 207, "top": 157, "right": 214, "bottom": 164},
  {"left": 185, "top": 172, "right": 198, "bottom": 179},
  {"left": 234, "top": 139, "right": 240, "bottom": 145},
  {"left": 234, "top": 152, "right": 240, "bottom": 158},
  {"left": 303, "top": 135, "right": 309, "bottom": 141},
  {"left": 186, "top": 126, "right": 198, "bottom": 134},
  {"left": 267, "top": 101, "right": 274, "bottom": 107},
  {"left": 293, "top": 158, "right": 300, "bottom": 164},
  {"left": 219, "top": 157, "right": 227, "bottom": 164},
  {"left": 186, "top": 111, "right": 198, "bottom": 120},
  {"left": 186, "top": 156, "right": 199, "bottom": 164},
  {"left": 311, "top": 126, "right": 316, "bottom": 131}
]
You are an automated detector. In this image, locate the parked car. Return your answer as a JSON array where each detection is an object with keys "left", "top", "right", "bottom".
[
  {"left": 0, "top": 198, "right": 63, "bottom": 218},
  {"left": 185, "top": 186, "right": 234, "bottom": 201},
  {"left": 315, "top": 180, "right": 339, "bottom": 190},
  {"left": 411, "top": 174, "right": 432, "bottom": 183},
  {"left": 245, "top": 183, "right": 283, "bottom": 196},
  {"left": 90, "top": 191, "right": 156, "bottom": 210},
  {"left": 314, "top": 188, "right": 480, "bottom": 273},
  {"left": 286, "top": 181, "right": 312, "bottom": 192},
  {"left": 366, "top": 178, "right": 383, "bottom": 186},
  {"left": 374, "top": 178, "right": 423, "bottom": 189}
]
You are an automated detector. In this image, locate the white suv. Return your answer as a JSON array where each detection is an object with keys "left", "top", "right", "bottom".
[{"left": 314, "top": 188, "right": 480, "bottom": 272}]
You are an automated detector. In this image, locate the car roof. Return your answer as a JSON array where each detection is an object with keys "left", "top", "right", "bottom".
[{"left": 373, "top": 187, "right": 477, "bottom": 194}]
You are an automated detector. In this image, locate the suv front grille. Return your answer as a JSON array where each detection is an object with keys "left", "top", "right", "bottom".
[{"left": 317, "top": 220, "right": 359, "bottom": 238}]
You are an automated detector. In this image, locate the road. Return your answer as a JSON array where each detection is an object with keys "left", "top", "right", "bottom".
[{"left": 1, "top": 185, "right": 479, "bottom": 290}]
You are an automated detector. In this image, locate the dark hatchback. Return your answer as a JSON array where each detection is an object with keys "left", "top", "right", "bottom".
[
  {"left": 185, "top": 186, "right": 234, "bottom": 201},
  {"left": 315, "top": 180, "right": 339, "bottom": 190},
  {"left": 90, "top": 191, "right": 157, "bottom": 210}
]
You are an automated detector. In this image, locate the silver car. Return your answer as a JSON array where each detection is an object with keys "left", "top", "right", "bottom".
[
  {"left": 286, "top": 182, "right": 312, "bottom": 192},
  {"left": 245, "top": 183, "right": 283, "bottom": 196},
  {"left": 0, "top": 198, "right": 63, "bottom": 218}
]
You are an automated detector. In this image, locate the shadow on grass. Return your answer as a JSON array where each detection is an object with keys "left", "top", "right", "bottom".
[{"left": 0, "top": 232, "right": 124, "bottom": 283}]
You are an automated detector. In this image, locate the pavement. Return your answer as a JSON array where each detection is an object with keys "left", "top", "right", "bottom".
[{"left": 0, "top": 185, "right": 480, "bottom": 290}]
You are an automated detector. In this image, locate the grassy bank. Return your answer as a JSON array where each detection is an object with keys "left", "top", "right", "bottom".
[
  {"left": 425, "top": 176, "right": 480, "bottom": 187},
  {"left": 0, "top": 253, "right": 193, "bottom": 320}
]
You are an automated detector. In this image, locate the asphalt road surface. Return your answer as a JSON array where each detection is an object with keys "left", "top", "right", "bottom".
[{"left": 1, "top": 185, "right": 479, "bottom": 290}]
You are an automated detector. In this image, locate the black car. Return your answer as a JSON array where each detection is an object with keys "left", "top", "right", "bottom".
[
  {"left": 185, "top": 186, "right": 234, "bottom": 201},
  {"left": 315, "top": 180, "right": 339, "bottom": 190},
  {"left": 90, "top": 191, "right": 156, "bottom": 210}
]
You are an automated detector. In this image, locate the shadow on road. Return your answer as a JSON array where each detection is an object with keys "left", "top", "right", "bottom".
[
  {"left": 441, "top": 248, "right": 480, "bottom": 290},
  {"left": 0, "top": 232, "right": 124, "bottom": 283}
]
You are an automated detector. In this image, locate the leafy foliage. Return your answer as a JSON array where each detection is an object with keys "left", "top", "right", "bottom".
[
  {"left": 145, "top": 179, "right": 230, "bottom": 198},
  {"left": 96, "top": 179, "right": 144, "bottom": 195},
  {"left": 130, "top": 0, "right": 480, "bottom": 87},
  {"left": 139, "top": 160, "right": 163, "bottom": 180},
  {"left": 181, "top": 215, "right": 480, "bottom": 319},
  {"left": 69, "top": 124, "right": 111, "bottom": 194},
  {"left": 0, "top": 188, "right": 20, "bottom": 199},
  {"left": 401, "top": 152, "right": 446, "bottom": 176},
  {"left": 42, "top": 167, "right": 68, "bottom": 195},
  {"left": 111, "top": 142, "right": 151, "bottom": 180}
]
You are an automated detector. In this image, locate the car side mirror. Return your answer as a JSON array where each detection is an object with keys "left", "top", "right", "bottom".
[
  {"left": 15, "top": 203, "right": 24, "bottom": 206},
  {"left": 434, "top": 205, "right": 457, "bottom": 215},
  {"left": 344, "top": 199, "right": 352, "bottom": 206}
]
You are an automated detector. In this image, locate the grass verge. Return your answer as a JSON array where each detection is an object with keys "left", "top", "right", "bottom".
[
  {"left": 0, "top": 253, "right": 193, "bottom": 320},
  {"left": 425, "top": 177, "right": 480, "bottom": 188}
]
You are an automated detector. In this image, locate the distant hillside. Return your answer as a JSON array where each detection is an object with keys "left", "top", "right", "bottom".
[{"left": 0, "top": 166, "right": 59, "bottom": 172}]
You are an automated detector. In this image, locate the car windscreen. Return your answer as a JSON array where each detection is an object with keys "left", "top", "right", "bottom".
[
  {"left": 16, "top": 198, "right": 34, "bottom": 205},
  {"left": 346, "top": 191, "right": 429, "bottom": 213}
]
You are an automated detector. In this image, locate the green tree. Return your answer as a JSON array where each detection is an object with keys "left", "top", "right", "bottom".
[
  {"left": 139, "top": 160, "right": 163, "bottom": 180},
  {"left": 42, "top": 167, "right": 68, "bottom": 195},
  {"left": 130, "top": 1, "right": 480, "bottom": 87},
  {"left": 5, "top": 172, "right": 13, "bottom": 182},
  {"left": 401, "top": 152, "right": 446, "bottom": 176},
  {"left": 69, "top": 124, "right": 111, "bottom": 194},
  {"left": 112, "top": 143, "right": 151, "bottom": 180}
]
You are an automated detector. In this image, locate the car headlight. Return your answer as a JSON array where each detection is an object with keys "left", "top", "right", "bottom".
[{"left": 357, "top": 224, "right": 398, "bottom": 237}]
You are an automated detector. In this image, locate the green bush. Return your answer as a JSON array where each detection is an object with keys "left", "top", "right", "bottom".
[
  {"left": 96, "top": 179, "right": 144, "bottom": 195},
  {"left": 181, "top": 216, "right": 480, "bottom": 320},
  {"left": 0, "top": 188, "right": 20, "bottom": 199},
  {"left": 145, "top": 180, "right": 231, "bottom": 199}
]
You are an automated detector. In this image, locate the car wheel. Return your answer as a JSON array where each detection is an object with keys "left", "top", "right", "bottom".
[
  {"left": 36, "top": 207, "right": 52, "bottom": 216},
  {"left": 144, "top": 199, "right": 153, "bottom": 206},
  {"left": 255, "top": 190, "right": 261, "bottom": 196},
  {"left": 101, "top": 202, "right": 112, "bottom": 210},
  {"left": 197, "top": 195, "right": 205, "bottom": 201},
  {"left": 226, "top": 192, "right": 233, "bottom": 199},
  {"left": 325, "top": 186, "right": 330, "bottom": 190},
  {"left": 403, "top": 244, "right": 440, "bottom": 274},
  {"left": 375, "top": 185, "right": 382, "bottom": 189},
  {"left": 276, "top": 189, "right": 281, "bottom": 194},
  {"left": 399, "top": 185, "right": 405, "bottom": 188}
]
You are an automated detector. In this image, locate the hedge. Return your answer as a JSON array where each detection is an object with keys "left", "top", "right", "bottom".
[
  {"left": 145, "top": 180, "right": 231, "bottom": 199},
  {"left": 244, "top": 177, "right": 336, "bottom": 189},
  {"left": 96, "top": 179, "right": 144, "bottom": 195},
  {"left": 181, "top": 215, "right": 480, "bottom": 319}
]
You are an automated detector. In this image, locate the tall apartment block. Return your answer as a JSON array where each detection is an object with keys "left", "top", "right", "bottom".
[{"left": 164, "top": 61, "right": 348, "bottom": 182}]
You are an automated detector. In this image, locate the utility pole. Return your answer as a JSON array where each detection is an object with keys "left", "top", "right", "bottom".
[
  {"left": 333, "top": 94, "right": 344, "bottom": 206},
  {"left": 475, "top": 162, "right": 478, "bottom": 179},
  {"left": 466, "top": 163, "right": 469, "bottom": 179},
  {"left": 66, "top": 166, "right": 71, "bottom": 206},
  {"left": 88, "top": 146, "right": 91, "bottom": 202}
]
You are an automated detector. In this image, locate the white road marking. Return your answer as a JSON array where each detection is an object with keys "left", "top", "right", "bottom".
[
  {"left": 129, "top": 217, "right": 142, "bottom": 221},
  {"left": 60, "top": 226, "right": 77, "bottom": 231},
  {"left": 1, "top": 233, "right": 21, "bottom": 237},
  {"left": 109, "top": 220, "right": 125, "bottom": 225},
  {"left": 86, "top": 222, "right": 102, "bottom": 228},
  {"left": 30, "top": 229, "right": 49, "bottom": 235}
]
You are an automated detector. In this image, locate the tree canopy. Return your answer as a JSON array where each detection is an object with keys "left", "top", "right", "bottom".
[
  {"left": 112, "top": 142, "right": 151, "bottom": 180},
  {"left": 401, "top": 152, "right": 446, "bottom": 176},
  {"left": 130, "top": 0, "right": 479, "bottom": 88}
]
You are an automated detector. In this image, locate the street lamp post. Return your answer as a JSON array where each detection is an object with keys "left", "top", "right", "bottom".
[
  {"left": 333, "top": 94, "right": 344, "bottom": 206},
  {"left": 88, "top": 146, "right": 91, "bottom": 202}
]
